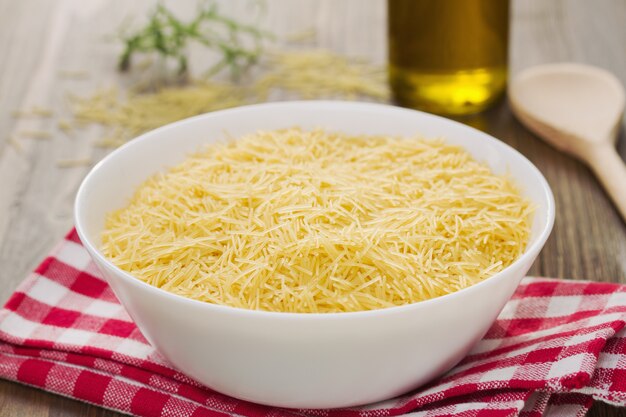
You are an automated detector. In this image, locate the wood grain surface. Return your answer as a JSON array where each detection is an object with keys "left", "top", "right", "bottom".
[{"left": 0, "top": 0, "right": 625, "bottom": 416}]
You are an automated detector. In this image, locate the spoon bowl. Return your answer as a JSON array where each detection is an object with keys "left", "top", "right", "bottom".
[{"left": 510, "top": 63, "right": 626, "bottom": 221}]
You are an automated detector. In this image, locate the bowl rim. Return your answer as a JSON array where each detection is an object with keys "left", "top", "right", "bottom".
[{"left": 74, "top": 100, "right": 556, "bottom": 320}]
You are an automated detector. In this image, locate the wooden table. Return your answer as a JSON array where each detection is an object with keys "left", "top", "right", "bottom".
[{"left": 0, "top": 0, "right": 624, "bottom": 415}]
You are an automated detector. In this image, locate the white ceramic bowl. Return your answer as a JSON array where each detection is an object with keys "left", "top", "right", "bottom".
[{"left": 75, "top": 101, "right": 555, "bottom": 409}]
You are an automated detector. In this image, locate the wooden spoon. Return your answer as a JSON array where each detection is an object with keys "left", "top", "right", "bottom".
[{"left": 509, "top": 63, "right": 626, "bottom": 222}]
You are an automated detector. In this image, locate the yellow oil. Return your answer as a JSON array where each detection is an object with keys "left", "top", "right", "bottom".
[{"left": 388, "top": 0, "right": 510, "bottom": 115}]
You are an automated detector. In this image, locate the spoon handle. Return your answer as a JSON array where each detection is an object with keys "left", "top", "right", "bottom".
[{"left": 587, "top": 145, "right": 626, "bottom": 222}]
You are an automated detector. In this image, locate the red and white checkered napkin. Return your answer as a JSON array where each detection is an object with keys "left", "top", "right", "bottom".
[{"left": 1, "top": 230, "right": 626, "bottom": 417}]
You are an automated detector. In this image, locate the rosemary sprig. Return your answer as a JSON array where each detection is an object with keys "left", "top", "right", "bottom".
[{"left": 118, "top": 2, "right": 271, "bottom": 79}]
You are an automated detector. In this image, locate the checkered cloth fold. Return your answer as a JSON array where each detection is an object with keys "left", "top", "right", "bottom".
[{"left": 1, "top": 230, "right": 625, "bottom": 417}]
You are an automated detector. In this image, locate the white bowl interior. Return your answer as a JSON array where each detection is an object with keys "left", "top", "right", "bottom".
[{"left": 78, "top": 101, "right": 553, "bottom": 254}]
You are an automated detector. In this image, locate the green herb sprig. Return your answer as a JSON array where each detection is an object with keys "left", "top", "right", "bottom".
[{"left": 118, "top": 2, "right": 271, "bottom": 79}]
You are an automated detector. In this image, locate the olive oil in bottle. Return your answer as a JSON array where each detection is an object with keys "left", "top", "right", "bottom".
[{"left": 388, "top": 0, "right": 510, "bottom": 115}]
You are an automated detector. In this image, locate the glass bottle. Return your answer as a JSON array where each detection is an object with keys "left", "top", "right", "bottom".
[{"left": 388, "top": 0, "right": 510, "bottom": 115}]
